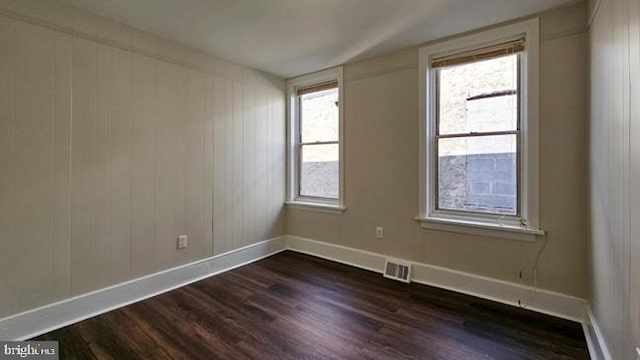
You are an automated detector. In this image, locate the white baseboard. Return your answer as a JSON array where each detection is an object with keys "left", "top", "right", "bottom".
[
  {"left": 286, "top": 235, "right": 586, "bottom": 322},
  {"left": 0, "top": 236, "right": 287, "bottom": 341},
  {"left": 0, "top": 233, "right": 593, "bottom": 351},
  {"left": 581, "top": 305, "right": 612, "bottom": 360}
]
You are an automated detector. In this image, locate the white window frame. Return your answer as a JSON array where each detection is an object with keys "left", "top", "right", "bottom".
[
  {"left": 417, "top": 19, "right": 544, "bottom": 241},
  {"left": 285, "top": 67, "right": 345, "bottom": 214}
]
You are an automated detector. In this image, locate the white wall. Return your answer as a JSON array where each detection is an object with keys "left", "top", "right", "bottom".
[
  {"left": 287, "top": 3, "right": 589, "bottom": 298},
  {"left": 0, "top": 0, "right": 286, "bottom": 319},
  {"left": 589, "top": 0, "right": 640, "bottom": 357}
]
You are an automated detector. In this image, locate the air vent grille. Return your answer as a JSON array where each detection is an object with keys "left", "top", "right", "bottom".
[{"left": 383, "top": 259, "right": 412, "bottom": 283}]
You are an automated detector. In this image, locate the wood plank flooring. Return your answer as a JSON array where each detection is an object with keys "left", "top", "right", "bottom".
[{"left": 35, "top": 251, "right": 590, "bottom": 359}]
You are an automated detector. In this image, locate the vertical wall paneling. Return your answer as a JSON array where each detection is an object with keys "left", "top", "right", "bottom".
[
  {"left": 130, "top": 53, "right": 157, "bottom": 278},
  {"left": 628, "top": 0, "right": 640, "bottom": 349},
  {"left": 242, "top": 85, "right": 251, "bottom": 246},
  {"left": 51, "top": 32, "right": 72, "bottom": 302},
  {"left": 110, "top": 47, "right": 132, "bottom": 283},
  {"left": 0, "top": 2, "right": 286, "bottom": 319},
  {"left": 267, "top": 90, "right": 277, "bottom": 237},
  {"left": 273, "top": 90, "right": 286, "bottom": 236},
  {"left": 243, "top": 85, "right": 257, "bottom": 246},
  {"left": 256, "top": 87, "right": 267, "bottom": 241},
  {"left": 203, "top": 75, "right": 215, "bottom": 257},
  {"left": 186, "top": 69, "right": 206, "bottom": 262},
  {"left": 94, "top": 42, "right": 112, "bottom": 289},
  {"left": 0, "top": 15, "right": 14, "bottom": 318},
  {"left": 619, "top": 0, "right": 632, "bottom": 354},
  {"left": 224, "top": 79, "right": 235, "bottom": 254},
  {"left": 12, "top": 21, "right": 54, "bottom": 312},
  {"left": 212, "top": 76, "right": 227, "bottom": 255},
  {"left": 154, "top": 61, "right": 180, "bottom": 271},
  {"left": 232, "top": 83, "right": 243, "bottom": 249},
  {"left": 589, "top": 0, "right": 640, "bottom": 357},
  {"left": 70, "top": 37, "right": 98, "bottom": 296},
  {"left": 174, "top": 67, "right": 187, "bottom": 266}
]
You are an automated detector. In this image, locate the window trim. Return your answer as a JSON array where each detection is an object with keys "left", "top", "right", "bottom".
[
  {"left": 286, "top": 67, "right": 345, "bottom": 213},
  {"left": 417, "top": 19, "right": 543, "bottom": 240}
]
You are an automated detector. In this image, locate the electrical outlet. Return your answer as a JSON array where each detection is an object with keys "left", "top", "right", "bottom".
[
  {"left": 177, "top": 235, "right": 188, "bottom": 249},
  {"left": 376, "top": 227, "right": 384, "bottom": 239}
]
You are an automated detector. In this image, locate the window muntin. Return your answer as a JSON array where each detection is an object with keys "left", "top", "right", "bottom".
[
  {"left": 296, "top": 86, "right": 340, "bottom": 200},
  {"left": 433, "top": 53, "right": 521, "bottom": 217}
]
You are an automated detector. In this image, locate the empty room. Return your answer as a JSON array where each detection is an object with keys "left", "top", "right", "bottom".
[{"left": 0, "top": 0, "right": 637, "bottom": 359}]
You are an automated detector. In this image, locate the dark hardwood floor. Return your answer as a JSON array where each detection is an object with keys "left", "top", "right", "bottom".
[{"left": 35, "top": 251, "right": 590, "bottom": 359}]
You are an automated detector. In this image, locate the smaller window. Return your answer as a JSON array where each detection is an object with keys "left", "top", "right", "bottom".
[{"left": 286, "top": 67, "right": 344, "bottom": 212}]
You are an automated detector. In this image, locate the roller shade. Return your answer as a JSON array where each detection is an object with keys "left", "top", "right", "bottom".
[
  {"left": 296, "top": 80, "right": 338, "bottom": 96},
  {"left": 431, "top": 38, "right": 525, "bottom": 69}
]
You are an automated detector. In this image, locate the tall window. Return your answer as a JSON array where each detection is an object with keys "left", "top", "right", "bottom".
[
  {"left": 298, "top": 83, "right": 339, "bottom": 199},
  {"left": 434, "top": 45, "right": 521, "bottom": 216},
  {"left": 418, "top": 20, "right": 543, "bottom": 240},
  {"left": 286, "top": 67, "right": 344, "bottom": 212}
]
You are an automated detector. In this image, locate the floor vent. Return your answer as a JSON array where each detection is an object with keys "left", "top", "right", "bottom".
[{"left": 383, "top": 259, "right": 412, "bottom": 283}]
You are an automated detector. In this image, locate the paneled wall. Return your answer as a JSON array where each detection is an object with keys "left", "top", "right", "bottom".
[
  {"left": 0, "top": 1, "right": 286, "bottom": 319},
  {"left": 589, "top": 0, "right": 640, "bottom": 357},
  {"left": 287, "top": 3, "right": 589, "bottom": 298}
]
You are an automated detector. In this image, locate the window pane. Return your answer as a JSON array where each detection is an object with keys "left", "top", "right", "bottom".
[
  {"left": 437, "top": 135, "right": 517, "bottom": 215},
  {"left": 300, "top": 143, "right": 339, "bottom": 199},
  {"left": 300, "top": 88, "right": 339, "bottom": 143},
  {"left": 438, "top": 54, "right": 518, "bottom": 135}
]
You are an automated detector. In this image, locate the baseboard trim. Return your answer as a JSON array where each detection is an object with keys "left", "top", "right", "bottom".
[
  {"left": 0, "top": 236, "right": 287, "bottom": 341},
  {"left": 1, "top": 234, "right": 592, "bottom": 345},
  {"left": 286, "top": 235, "right": 586, "bottom": 322},
  {"left": 582, "top": 305, "right": 612, "bottom": 360}
]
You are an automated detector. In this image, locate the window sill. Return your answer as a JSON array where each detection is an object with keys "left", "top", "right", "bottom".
[
  {"left": 415, "top": 216, "right": 544, "bottom": 242},
  {"left": 285, "top": 201, "right": 346, "bottom": 214}
]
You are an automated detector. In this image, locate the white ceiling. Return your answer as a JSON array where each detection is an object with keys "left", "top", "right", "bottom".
[{"left": 61, "top": 0, "right": 578, "bottom": 78}]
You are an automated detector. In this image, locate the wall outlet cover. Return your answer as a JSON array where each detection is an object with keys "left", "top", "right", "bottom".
[{"left": 177, "top": 235, "right": 188, "bottom": 249}]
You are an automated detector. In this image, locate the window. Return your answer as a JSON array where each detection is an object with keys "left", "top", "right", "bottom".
[
  {"left": 418, "top": 20, "right": 544, "bottom": 240},
  {"left": 436, "top": 47, "right": 520, "bottom": 216},
  {"left": 286, "top": 67, "right": 344, "bottom": 212}
]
